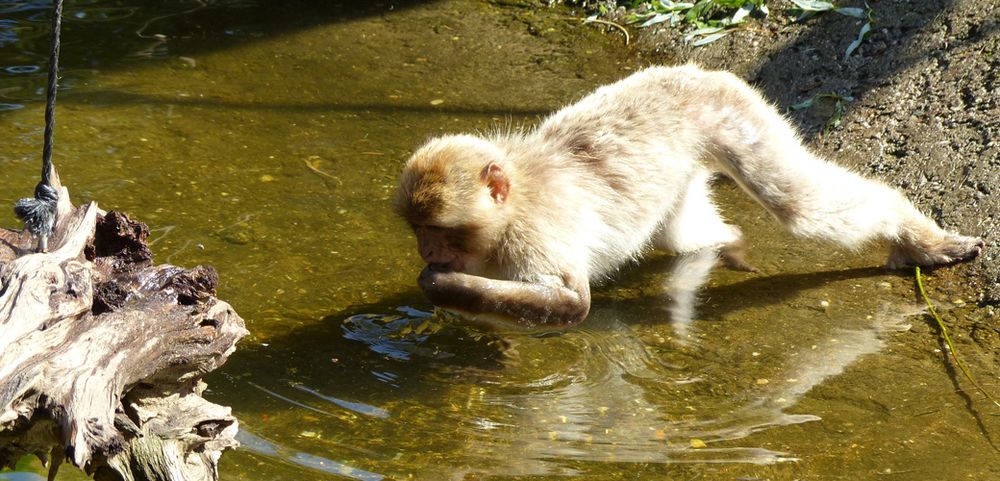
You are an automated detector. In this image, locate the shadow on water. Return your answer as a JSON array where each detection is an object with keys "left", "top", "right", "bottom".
[
  {"left": 57, "top": 89, "right": 552, "bottom": 117},
  {"left": 0, "top": 0, "right": 442, "bottom": 111},
  {"left": 614, "top": 250, "right": 896, "bottom": 301}
]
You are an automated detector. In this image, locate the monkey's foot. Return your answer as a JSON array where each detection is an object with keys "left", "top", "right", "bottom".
[
  {"left": 887, "top": 233, "right": 985, "bottom": 269},
  {"left": 719, "top": 239, "right": 759, "bottom": 273}
]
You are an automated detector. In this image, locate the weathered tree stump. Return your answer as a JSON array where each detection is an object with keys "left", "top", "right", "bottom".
[{"left": 0, "top": 172, "right": 247, "bottom": 481}]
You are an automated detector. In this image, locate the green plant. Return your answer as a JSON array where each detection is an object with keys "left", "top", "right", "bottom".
[
  {"left": 624, "top": 0, "right": 769, "bottom": 45},
  {"left": 789, "top": 91, "right": 854, "bottom": 130},
  {"left": 789, "top": 0, "right": 874, "bottom": 60}
]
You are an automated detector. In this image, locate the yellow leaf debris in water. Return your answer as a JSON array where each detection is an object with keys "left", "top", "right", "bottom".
[
  {"left": 413, "top": 319, "right": 431, "bottom": 334},
  {"left": 259, "top": 174, "right": 275, "bottom": 182},
  {"left": 690, "top": 438, "right": 707, "bottom": 449}
]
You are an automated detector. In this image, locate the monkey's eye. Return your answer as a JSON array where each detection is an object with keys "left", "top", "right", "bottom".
[{"left": 412, "top": 223, "right": 438, "bottom": 231}]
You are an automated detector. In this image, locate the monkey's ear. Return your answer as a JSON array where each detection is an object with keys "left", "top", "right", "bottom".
[{"left": 481, "top": 163, "right": 510, "bottom": 205}]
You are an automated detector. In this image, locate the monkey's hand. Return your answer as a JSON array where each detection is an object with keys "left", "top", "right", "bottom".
[{"left": 418, "top": 267, "right": 591, "bottom": 330}]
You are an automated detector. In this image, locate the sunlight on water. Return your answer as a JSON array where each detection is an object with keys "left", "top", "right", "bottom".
[{"left": 236, "top": 430, "right": 385, "bottom": 481}]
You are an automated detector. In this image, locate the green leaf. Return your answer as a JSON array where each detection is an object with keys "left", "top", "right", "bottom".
[
  {"left": 828, "top": 100, "right": 846, "bottom": 128},
  {"left": 640, "top": 12, "right": 678, "bottom": 27},
  {"left": 686, "top": 26, "right": 726, "bottom": 35},
  {"left": 731, "top": 4, "right": 754, "bottom": 23},
  {"left": 789, "top": 0, "right": 835, "bottom": 11},
  {"left": 691, "top": 31, "right": 730, "bottom": 45},
  {"left": 844, "top": 21, "right": 872, "bottom": 60},
  {"left": 655, "top": 0, "right": 696, "bottom": 11},
  {"left": 790, "top": 97, "right": 815, "bottom": 110},
  {"left": 834, "top": 7, "right": 867, "bottom": 18},
  {"left": 684, "top": 26, "right": 727, "bottom": 45},
  {"left": 684, "top": 0, "right": 713, "bottom": 23},
  {"left": 713, "top": 0, "right": 750, "bottom": 8}
]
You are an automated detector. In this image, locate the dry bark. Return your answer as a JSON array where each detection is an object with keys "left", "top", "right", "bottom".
[{"left": 0, "top": 171, "right": 247, "bottom": 481}]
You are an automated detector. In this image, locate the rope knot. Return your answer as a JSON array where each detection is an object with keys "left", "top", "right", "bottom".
[{"left": 15, "top": 182, "right": 59, "bottom": 243}]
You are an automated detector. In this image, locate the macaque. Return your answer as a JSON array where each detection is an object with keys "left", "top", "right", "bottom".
[{"left": 395, "top": 65, "right": 983, "bottom": 329}]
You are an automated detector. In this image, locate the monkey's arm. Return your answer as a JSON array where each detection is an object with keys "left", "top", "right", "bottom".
[{"left": 418, "top": 267, "right": 591, "bottom": 329}]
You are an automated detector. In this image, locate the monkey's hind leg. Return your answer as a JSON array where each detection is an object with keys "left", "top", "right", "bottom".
[
  {"left": 696, "top": 71, "right": 983, "bottom": 269},
  {"left": 655, "top": 170, "right": 757, "bottom": 272},
  {"left": 714, "top": 119, "right": 983, "bottom": 269}
]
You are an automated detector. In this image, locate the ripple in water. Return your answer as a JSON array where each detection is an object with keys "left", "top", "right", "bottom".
[
  {"left": 258, "top": 256, "right": 926, "bottom": 479},
  {"left": 424, "top": 301, "right": 920, "bottom": 477},
  {"left": 4, "top": 65, "right": 39, "bottom": 74}
]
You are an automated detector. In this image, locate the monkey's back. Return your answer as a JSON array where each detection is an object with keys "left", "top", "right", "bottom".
[{"left": 517, "top": 65, "right": 732, "bottom": 278}]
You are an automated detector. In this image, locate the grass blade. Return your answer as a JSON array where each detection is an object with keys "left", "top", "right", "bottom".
[{"left": 915, "top": 266, "right": 1000, "bottom": 410}]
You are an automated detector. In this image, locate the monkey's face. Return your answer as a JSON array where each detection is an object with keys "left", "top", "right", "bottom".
[
  {"left": 411, "top": 223, "right": 485, "bottom": 273},
  {"left": 396, "top": 135, "right": 513, "bottom": 275}
]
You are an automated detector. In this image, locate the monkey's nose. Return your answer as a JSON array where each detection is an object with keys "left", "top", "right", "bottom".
[{"left": 421, "top": 249, "right": 456, "bottom": 267}]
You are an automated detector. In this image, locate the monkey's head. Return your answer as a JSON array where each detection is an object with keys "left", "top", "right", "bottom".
[{"left": 396, "top": 135, "right": 513, "bottom": 274}]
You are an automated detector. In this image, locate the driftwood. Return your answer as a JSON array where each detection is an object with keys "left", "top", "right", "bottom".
[{"left": 0, "top": 171, "right": 247, "bottom": 481}]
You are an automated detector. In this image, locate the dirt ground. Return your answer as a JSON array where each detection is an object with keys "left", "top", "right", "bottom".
[{"left": 610, "top": 0, "right": 1000, "bottom": 307}]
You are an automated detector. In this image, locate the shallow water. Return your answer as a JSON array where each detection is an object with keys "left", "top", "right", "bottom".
[{"left": 2, "top": 1, "right": 998, "bottom": 480}]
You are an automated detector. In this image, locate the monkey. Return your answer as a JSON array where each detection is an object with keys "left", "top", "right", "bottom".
[{"left": 395, "top": 64, "right": 984, "bottom": 330}]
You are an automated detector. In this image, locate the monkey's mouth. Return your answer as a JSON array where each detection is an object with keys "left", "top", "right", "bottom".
[{"left": 427, "top": 260, "right": 462, "bottom": 272}]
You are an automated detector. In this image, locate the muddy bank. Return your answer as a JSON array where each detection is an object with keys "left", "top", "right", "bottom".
[{"left": 557, "top": 1, "right": 999, "bottom": 306}]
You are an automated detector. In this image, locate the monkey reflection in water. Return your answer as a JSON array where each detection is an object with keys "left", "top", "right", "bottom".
[{"left": 396, "top": 65, "right": 983, "bottom": 330}]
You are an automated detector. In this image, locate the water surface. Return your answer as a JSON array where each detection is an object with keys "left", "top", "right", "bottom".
[{"left": 1, "top": 1, "right": 997, "bottom": 480}]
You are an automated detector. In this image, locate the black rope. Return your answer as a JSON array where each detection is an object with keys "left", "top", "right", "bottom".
[
  {"left": 14, "top": 0, "right": 63, "bottom": 252},
  {"left": 41, "top": 0, "right": 63, "bottom": 186}
]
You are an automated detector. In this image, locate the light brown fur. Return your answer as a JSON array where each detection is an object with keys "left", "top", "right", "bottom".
[{"left": 397, "top": 65, "right": 983, "bottom": 329}]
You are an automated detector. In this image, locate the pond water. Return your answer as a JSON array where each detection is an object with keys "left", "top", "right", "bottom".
[{"left": 1, "top": 1, "right": 997, "bottom": 480}]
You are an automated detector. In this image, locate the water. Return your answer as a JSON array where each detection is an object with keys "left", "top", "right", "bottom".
[{"left": 2, "top": 1, "right": 998, "bottom": 480}]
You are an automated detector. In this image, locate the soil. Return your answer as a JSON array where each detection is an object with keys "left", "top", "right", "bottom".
[{"left": 570, "top": 0, "right": 999, "bottom": 306}]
